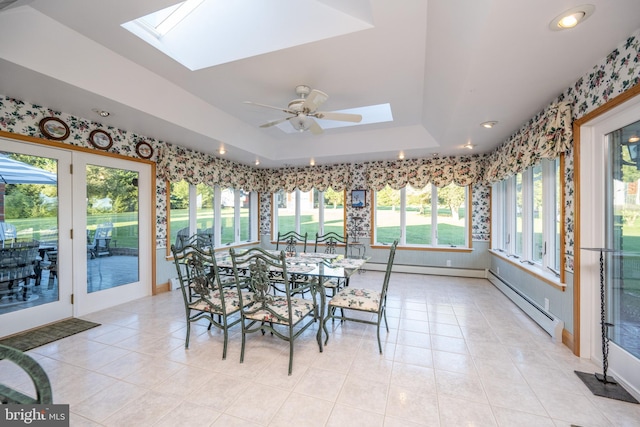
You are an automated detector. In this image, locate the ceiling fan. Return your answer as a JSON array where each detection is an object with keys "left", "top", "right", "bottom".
[{"left": 244, "top": 85, "right": 362, "bottom": 134}]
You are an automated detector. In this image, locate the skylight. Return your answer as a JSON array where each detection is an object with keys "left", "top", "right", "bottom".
[
  {"left": 275, "top": 103, "right": 394, "bottom": 134},
  {"left": 122, "top": 0, "right": 374, "bottom": 71}
]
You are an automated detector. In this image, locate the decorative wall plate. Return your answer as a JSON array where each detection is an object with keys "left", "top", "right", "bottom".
[
  {"left": 39, "top": 117, "right": 70, "bottom": 141},
  {"left": 135, "top": 141, "right": 153, "bottom": 159},
  {"left": 89, "top": 129, "right": 113, "bottom": 150}
]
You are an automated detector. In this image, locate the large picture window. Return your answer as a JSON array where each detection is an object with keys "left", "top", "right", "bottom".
[
  {"left": 492, "top": 158, "right": 560, "bottom": 274},
  {"left": 374, "top": 183, "right": 469, "bottom": 247},
  {"left": 272, "top": 189, "right": 345, "bottom": 238},
  {"left": 168, "top": 181, "right": 258, "bottom": 253}
]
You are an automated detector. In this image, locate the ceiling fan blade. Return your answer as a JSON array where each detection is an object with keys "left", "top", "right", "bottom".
[
  {"left": 315, "top": 111, "right": 362, "bottom": 123},
  {"left": 259, "top": 117, "right": 290, "bottom": 128},
  {"left": 302, "top": 89, "right": 328, "bottom": 112},
  {"left": 308, "top": 118, "right": 324, "bottom": 135},
  {"left": 243, "top": 101, "right": 295, "bottom": 114}
]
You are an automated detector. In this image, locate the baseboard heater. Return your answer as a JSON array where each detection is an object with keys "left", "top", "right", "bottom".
[{"left": 487, "top": 270, "right": 564, "bottom": 342}]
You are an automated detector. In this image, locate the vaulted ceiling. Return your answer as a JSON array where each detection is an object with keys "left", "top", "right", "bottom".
[{"left": 1, "top": 0, "right": 639, "bottom": 168}]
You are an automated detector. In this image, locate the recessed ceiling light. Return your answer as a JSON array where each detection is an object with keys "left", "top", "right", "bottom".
[
  {"left": 92, "top": 108, "right": 110, "bottom": 117},
  {"left": 463, "top": 142, "right": 476, "bottom": 150},
  {"left": 481, "top": 121, "right": 497, "bottom": 129},
  {"left": 219, "top": 147, "right": 225, "bottom": 155},
  {"left": 630, "top": 136, "right": 640, "bottom": 143},
  {"left": 549, "top": 5, "right": 595, "bottom": 31},
  {"left": 255, "top": 159, "right": 260, "bottom": 165},
  {"left": 310, "top": 159, "right": 315, "bottom": 166},
  {"left": 398, "top": 152, "right": 405, "bottom": 160}
]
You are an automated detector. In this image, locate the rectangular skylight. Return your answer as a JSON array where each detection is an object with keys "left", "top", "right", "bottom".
[{"left": 122, "top": 0, "right": 373, "bottom": 71}]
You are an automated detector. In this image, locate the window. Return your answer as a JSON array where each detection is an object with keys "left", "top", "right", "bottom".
[
  {"left": 374, "top": 183, "right": 469, "bottom": 247},
  {"left": 272, "top": 189, "right": 345, "bottom": 238},
  {"left": 167, "top": 181, "right": 258, "bottom": 253},
  {"left": 492, "top": 158, "right": 560, "bottom": 274}
]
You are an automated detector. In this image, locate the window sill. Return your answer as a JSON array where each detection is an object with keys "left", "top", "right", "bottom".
[
  {"left": 165, "top": 240, "right": 260, "bottom": 261},
  {"left": 489, "top": 249, "right": 566, "bottom": 291}
]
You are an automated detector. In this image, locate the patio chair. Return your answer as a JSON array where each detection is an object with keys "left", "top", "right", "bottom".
[
  {"left": 171, "top": 243, "right": 252, "bottom": 359},
  {"left": 0, "top": 223, "right": 17, "bottom": 246},
  {"left": 324, "top": 240, "right": 398, "bottom": 354},
  {"left": 229, "top": 247, "right": 319, "bottom": 375},
  {"left": 87, "top": 223, "right": 113, "bottom": 258},
  {"left": 276, "top": 231, "right": 307, "bottom": 255}
]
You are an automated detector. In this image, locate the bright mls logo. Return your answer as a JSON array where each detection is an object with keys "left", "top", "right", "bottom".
[{"left": 2, "top": 405, "right": 69, "bottom": 426}]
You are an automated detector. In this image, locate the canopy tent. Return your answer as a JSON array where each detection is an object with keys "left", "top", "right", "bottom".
[
  {"left": 0, "top": 155, "right": 57, "bottom": 184},
  {"left": 0, "top": 155, "right": 57, "bottom": 223}
]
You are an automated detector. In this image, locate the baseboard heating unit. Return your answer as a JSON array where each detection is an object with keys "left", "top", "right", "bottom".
[{"left": 488, "top": 270, "right": 564, "bottom": 342}]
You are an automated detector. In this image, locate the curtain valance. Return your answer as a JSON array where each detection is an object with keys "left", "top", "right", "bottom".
[{"left": 157, "top": 102, "right": 572, "bottom": 191}]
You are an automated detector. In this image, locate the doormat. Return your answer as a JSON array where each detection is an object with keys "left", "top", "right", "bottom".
[{"left": 0, "top": 318, "right": 101, "bottom": 352}]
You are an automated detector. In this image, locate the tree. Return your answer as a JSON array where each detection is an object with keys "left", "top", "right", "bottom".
[
  {"left": 324, "top": 188, "right": 343, "bottom": 208},
  {"left": 438, "top": 184, "right": 465, "bottom": 221},
  {"left": 376, "top": 185, "right": 400, "bottom": 208}
]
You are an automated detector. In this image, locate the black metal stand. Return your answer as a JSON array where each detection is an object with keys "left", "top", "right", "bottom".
[{"left": 576, "top": 247, "right": 638, "bottom": 403}]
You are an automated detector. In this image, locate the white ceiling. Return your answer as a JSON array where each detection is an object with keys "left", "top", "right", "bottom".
[{"left": 0, "top": 0, "right": 639, "bottom": 168}]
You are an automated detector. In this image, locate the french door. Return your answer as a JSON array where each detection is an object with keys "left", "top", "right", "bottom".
[
  {"left": 0, "top": 138, "right": 152, "bottom": 336},
  {"left": 72, "top": 152, "right": 152, "bottom": 316},
  {"left": 0, "top": 139, "right": 72, "bottom": 336}
]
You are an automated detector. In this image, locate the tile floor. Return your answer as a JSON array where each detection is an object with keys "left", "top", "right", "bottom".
[{"left": 3, "top": 272, "right": 640, "bottom": 426}]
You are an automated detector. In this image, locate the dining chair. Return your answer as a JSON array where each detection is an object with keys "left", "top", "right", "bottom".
[
  {"left": 0, "top": 344, "right": 52, "bottom": 404},
  {"left": 171, "top": 243, "right": 253, "bottom": 359},
  {"left": 314, "top": 231, "right": 350, "bottom": 295},
  {"left": 314, "top": 231, "right": 348, "bottom": 255},
  {"left": 276, "top": 231, "right": 307, "bottom": 255},
  {"left": 229, "top": 247, "right": 318, "bottom": 375},
  {"left": 323, "top": 240, "right": 398, "bottom": 354}
]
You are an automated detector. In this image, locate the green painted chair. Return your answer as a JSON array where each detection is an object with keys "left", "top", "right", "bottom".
[
  {"left": 229, "top": 247, "right": 319, "bottom": 375},
  {"left": 314, "top": 231, "right": 350, "bottom": 295},
  {"left": 276, "top": 231, "right": 308, "bottom": 255},
  {"left": 323, "top": 240, "right": 398, "bottom": 354},
  {"left": 171, "top": 243, "right": 253, "bottom": 359},
  {"left": 0, "top": 344, "right": 52, "bottom": 404}
]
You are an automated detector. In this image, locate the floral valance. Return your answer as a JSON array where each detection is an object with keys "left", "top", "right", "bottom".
[
  {"left": 158, "top": 102, "right": 572, "bottom": 192},
  {"left": 483, "top": 101, "right": 573, "bottom": 183},
  {"left": 367, "top": 102, "right": 572, "bottom": 190},
  {"left": 367, "top": 156, "right": 486, "bottom": 191},
  {"left": 157, "top": 143, "right": 265, "bottom": 191}
]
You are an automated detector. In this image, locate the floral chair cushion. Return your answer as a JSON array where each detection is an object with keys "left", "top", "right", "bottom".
[
  {"left": 189, "top": 289, "right": 254, "bottom": 315},
  {"left": 244, "top": 296, "right": 315, "bottom": 325},
  {"left": 328, "top": 288, "right": 380, "bottom": 313}
]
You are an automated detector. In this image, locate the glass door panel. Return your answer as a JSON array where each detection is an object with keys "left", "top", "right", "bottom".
[
  {"left": 0, "top": 139, "right": 72, "bottom": 337},
  {"left": 86, "top": 164, "right": 140, "bottom": 292},
  {"left": 607, "top": 120, "right": 640, "bottom": 359}
]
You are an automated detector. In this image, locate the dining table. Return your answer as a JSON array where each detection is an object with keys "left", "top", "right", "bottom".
[{"left": 214, "top": 249, "right": 369, "bottom": 351}]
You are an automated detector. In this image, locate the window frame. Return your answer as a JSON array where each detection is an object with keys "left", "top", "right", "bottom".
[
  {"left": 166, "top": 181, "right": 259, "bottom": 257},
  {"left": 491, "top": 158, "right": 560, "bottom": 275},
  {"left": 372, "top": 183, "right": 471, "bottom": 249},
  {"left": 271, "top": 188, "right": 346, "bottom": 240}
]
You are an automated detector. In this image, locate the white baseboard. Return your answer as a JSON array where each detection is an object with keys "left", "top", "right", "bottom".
[{"left": 364, "top": 263, "right": 487, "bottom": 278}]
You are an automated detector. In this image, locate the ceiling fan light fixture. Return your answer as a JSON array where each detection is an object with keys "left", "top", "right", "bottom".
[
  {"left": 549, "top": 5, "right": 594, "bottom": 31},
  {"left": 291, "top": 113, "right": 312, "bottom": 132}
]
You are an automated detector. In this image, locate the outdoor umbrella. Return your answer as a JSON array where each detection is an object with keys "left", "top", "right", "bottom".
[{"left": 0, "top": 155, "right": 57, "bottom": 184}]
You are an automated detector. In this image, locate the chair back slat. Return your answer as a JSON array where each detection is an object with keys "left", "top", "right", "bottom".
[{"left": 379, "top": 240, "right": 398, "bottom": 307}]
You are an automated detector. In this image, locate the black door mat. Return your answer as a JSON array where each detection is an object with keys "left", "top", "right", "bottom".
[
  {"left": 0, "top": 318, "right": 101, "bottom": 352},
  {"left": 575, "top": 371, "right": 639, "bottom": 403}
]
